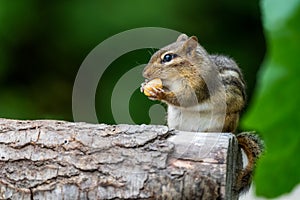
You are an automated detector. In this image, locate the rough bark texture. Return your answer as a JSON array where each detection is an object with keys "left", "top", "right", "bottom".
[{"left": 0, "top": 119, "right": 241, "bottom": 200}]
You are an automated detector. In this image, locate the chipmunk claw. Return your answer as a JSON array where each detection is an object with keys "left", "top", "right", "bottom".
[
  {"left": 141, "top": 78, "right": 164, "bottom": 100},
  {"left": 146, "top": 86, "right": 165, "bottom": 100}
]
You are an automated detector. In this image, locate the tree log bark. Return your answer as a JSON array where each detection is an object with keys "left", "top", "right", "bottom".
[{"left": 0, "top": 119, "right": 241, "bottom": 200}]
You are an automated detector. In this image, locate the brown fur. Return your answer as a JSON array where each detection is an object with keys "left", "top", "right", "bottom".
[
  {"left": 142, "top": 33, "right": 264, "bottom": 194},
  {"left": 235, "top": 132, "right": 264, "bottom": 193},
  {"left": 143, "top": 35, "right": 212, "bottom": 107}
]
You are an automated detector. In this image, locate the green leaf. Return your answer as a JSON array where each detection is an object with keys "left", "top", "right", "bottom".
[{"left": 242, "top": 0, "right": 300, "bottom": 198}]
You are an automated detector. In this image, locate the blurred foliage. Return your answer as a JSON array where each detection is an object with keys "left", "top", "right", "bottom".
[
  {"left": 0, "top": 0, "right": 265, "bottom": 122},
  {"left": 242, "top": 0, "right": 300, "bottom": 198},
  {"left": 1, "top": 1, "right": 299, "bottom": 198},
  {"left": 7, "top": 0, "right": 300, "bottom": 197}
]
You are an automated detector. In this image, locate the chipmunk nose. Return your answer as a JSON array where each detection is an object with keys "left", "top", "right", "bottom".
[{"left": 142, "top": 65, "right": 151, "bottom": 79}]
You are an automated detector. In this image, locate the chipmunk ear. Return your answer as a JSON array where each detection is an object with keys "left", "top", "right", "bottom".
[
  {"left": 182, "top": 36, "right": 198, "bottom": 55},
  {"left": 176, "top": 34, "right": 189, "bottom": 42}
]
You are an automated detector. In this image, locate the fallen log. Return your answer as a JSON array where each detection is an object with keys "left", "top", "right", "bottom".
[{"left": 0, "top": 119, "right": 241, "bottom": 199}]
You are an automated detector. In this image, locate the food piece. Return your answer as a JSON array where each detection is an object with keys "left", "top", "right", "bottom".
[{"left": 142, "top": 78, "right": 163, "bottom": 97}]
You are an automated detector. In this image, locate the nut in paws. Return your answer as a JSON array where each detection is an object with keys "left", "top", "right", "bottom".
[{"left": 141, "top": 78, "right": 164, "bottom": 99}]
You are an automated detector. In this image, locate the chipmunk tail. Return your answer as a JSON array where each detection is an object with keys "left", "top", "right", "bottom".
[{"left": 234, "top": 132, "right": 265, "bottom": 194}]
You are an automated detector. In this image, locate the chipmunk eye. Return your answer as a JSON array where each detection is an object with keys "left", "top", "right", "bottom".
[{"left": 162, "top": 53, "right": 176, "bottom": 63}]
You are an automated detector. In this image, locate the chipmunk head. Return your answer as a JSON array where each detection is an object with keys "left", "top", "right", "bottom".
[{"left": 143, "top": 34, "right": 214, "bottom": 98}]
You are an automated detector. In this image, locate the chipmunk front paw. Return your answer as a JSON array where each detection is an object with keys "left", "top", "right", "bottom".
[{"left": 141, "top": 78, "right": 165, "bottom": 100}]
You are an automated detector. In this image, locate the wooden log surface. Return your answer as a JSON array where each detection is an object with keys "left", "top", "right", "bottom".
[{"left": 0, "top": 119, "right": 241, "bottom": 200}]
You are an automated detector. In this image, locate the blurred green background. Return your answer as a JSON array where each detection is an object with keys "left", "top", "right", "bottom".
[
  {"left": 1, "top": 0, "right": 300, "bottom": 198},
  {"left": 0, "top": 0, "right": 265, "bottom": 121}
]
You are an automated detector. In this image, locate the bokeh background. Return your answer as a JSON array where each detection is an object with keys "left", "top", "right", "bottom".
[
  {"left": 0, "top": 0, "right": 265, "bottom": 122},
  {"left": 1, "top": 0, "right": 300, "bottom": 199}
]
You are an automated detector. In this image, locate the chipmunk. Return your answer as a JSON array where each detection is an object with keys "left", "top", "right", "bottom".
[{"left": 141, "top": 34, "right": 264, "bottom": 194}]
